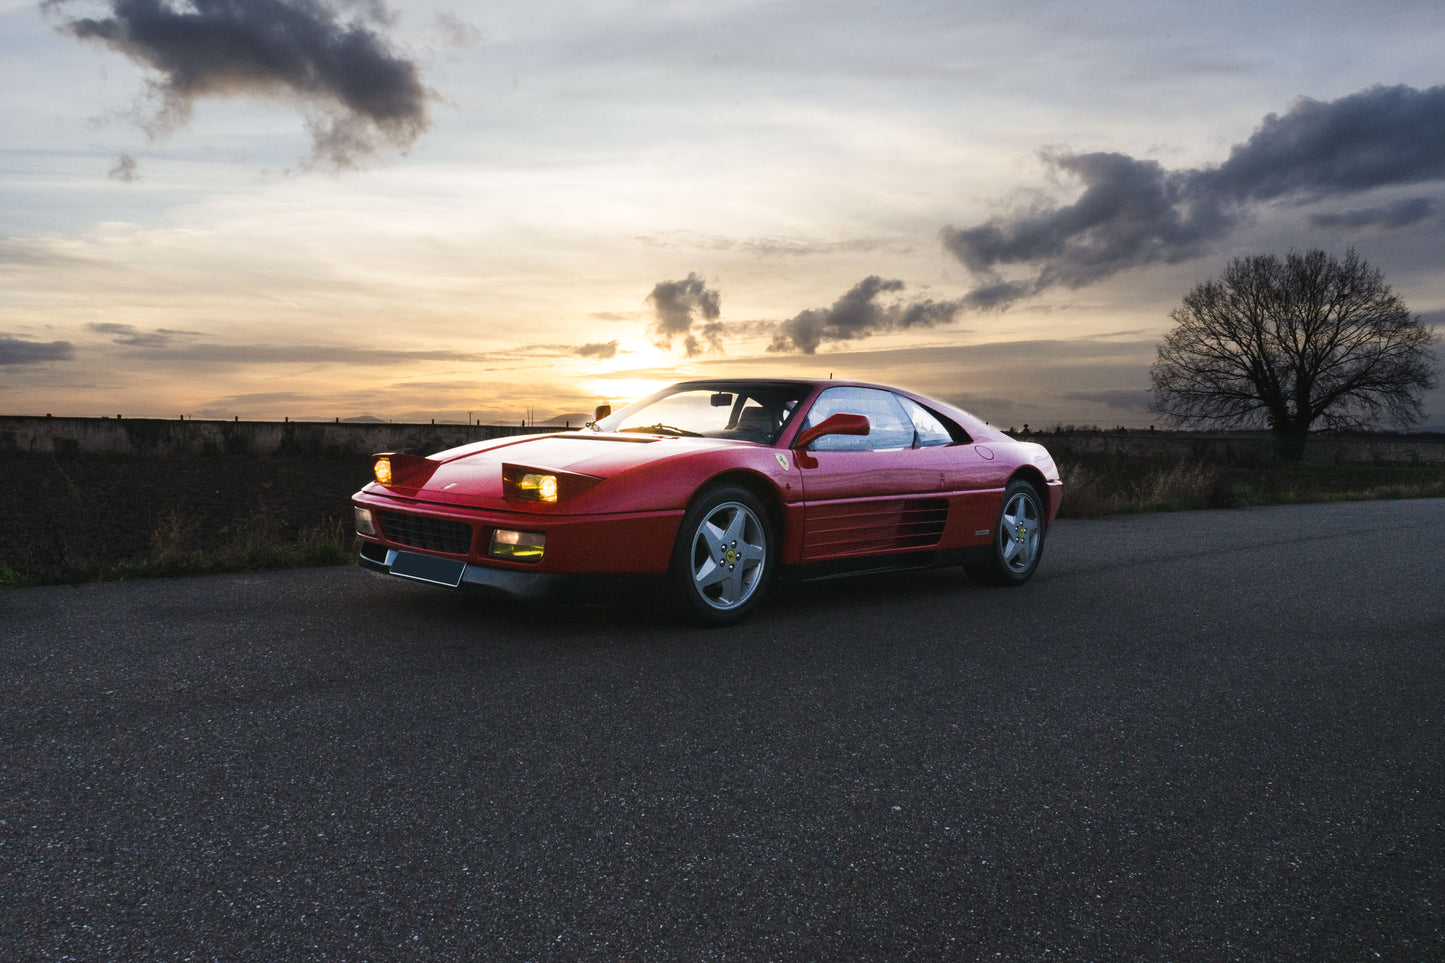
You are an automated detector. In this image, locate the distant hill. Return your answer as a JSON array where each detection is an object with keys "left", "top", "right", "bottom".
[{"left": 539, "top": 412, "right": 591, "bottom": 428}]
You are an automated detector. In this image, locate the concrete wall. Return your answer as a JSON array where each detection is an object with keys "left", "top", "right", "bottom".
[
  {"left": 3, "top": 415, "right": 1442, "bottom": 464},
  {"left": 0, "top": 415, "right": 562, "bottom": 458}
]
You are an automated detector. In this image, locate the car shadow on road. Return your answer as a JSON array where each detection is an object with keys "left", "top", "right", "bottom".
[{"left": 346, "top": 562, "right": 984, "bottom": 642}]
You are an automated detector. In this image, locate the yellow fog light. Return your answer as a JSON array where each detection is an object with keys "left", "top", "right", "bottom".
[
  {"left": 373, "top": 456, "right": 393, "bottom": 486},
  {"left": 354, "top": 507, "right": 377, "bottom": 536},
  {"left": 490, "top": 529, "right": 546, "bottom": 562}
]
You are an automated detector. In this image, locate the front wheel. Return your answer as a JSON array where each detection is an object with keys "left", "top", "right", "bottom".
[
  {"left": 671, "top": 485, "right": 774, "bottom": 625},
  {"left": 965, "top": 480, "right": 1046, "bottom": 586}
]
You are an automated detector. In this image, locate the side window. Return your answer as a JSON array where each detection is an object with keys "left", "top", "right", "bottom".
[
  {"left": 801, "top": 387, "right": 915, "bottom": 451},
  {"left": 898, "top": 396, "right": 958, "bottom": 446}
]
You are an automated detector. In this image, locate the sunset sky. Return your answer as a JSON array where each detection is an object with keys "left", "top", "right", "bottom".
[{"left": 3, "top": 0, "right": 1443, "bottom": 429}]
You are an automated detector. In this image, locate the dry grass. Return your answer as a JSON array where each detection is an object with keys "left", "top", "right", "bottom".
[
  {"left": 3, "top": 516, "right": 354, "bottom": 587},
  {"left": 1054, "top": 451, "right": 1445, "bottom": 519},
  {"left": 1056, "top": 455, "right": 1238, "bottom": 518}
]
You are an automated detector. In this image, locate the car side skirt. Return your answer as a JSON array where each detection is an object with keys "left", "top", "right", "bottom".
[{"left": 779, "top": 547, "right": 989, "bottom": 583}]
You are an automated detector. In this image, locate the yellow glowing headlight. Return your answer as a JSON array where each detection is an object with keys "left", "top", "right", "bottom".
[
  {"left": 504, "top": 466, "right": 560, "bottom": 502},
  {"left": 523, "top": 473, "right": 559, "bottom": 502},
  {"left": 502, "top": 464, "right": 601, "bottom": 504},
  {"left": 373, "top": 456, "right": 393, "bottom": 486}
]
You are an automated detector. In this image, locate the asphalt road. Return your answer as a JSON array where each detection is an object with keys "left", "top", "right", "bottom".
[{"left": 3, "top": 500, "right": 1442, "bottom": 961}]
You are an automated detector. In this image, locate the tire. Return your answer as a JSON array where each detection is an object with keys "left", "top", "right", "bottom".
[
  {"left": 671, "top": 485, "right": 775, "bottom": 625},
  {"left": 965, "top": 479, "right": 1046, "bottom": 586}
]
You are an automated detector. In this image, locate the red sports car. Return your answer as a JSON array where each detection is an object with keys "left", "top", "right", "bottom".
[{"left": 352, "top": 378, "right": 1062, "bottom": 624}]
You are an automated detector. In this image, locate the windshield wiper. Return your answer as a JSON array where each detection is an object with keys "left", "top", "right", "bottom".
[{"left": 619, "top": 423, "right": 701, "bottom": 437}]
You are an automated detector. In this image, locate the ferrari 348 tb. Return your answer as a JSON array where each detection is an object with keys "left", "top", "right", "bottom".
[{"left": 352, "top": 379, "right": 1062, "bottom": 624}]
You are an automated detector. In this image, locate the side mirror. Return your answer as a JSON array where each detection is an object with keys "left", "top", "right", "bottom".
[
  {"left": 793, "top": 412, "right": 870, "bottom": 450},
  {"left": 593, "top": 404, "right": 612, "bottom": 422}
]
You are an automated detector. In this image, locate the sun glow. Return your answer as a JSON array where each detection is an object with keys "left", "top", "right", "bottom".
[{"left": 585, "top": 378, "right": 672, "bottom": 407}]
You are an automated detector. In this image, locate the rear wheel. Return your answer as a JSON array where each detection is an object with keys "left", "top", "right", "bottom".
[
  {"left": 671, "top": 485, "right": 774, "bottom": 625},
  {"left": 965, "top": 479, "right": 1046, "bottom": 586}
]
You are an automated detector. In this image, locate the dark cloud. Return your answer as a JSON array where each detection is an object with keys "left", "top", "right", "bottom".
[
  {"left": 88, "top": 322, "right": 194, "bottom": 347},
  {"left": 941, "top": 150, "right": 1222, "bottom": 289},
  {"left": 940, "top": 84, "right": 1445, "bottom": 308},
  {"left": 51, "top": 0, "right": 431, "bottom": 169},
  {"left": 70, "top": 328, "right": 617, "bottom": 376},
  {"left": 1206, "top": 85, "right": 1445, "bottom": 201},
  {"left": 1309, "top": 198, "right": 1436, "bottom": 231},
  {"left": 95, "top": 341, "right": 483, "bottom": 367},
  {"left": 956, "top": 277, "right": 1046, "bottom": 311},
  {"left": 1061, "top": 388, "right": 1154, "bottom": 412},
  {"left": 108, "top": 152, "right": 139, "bottom": 181},
  {"left": 646, "top": 273, "right": 722, "bottom": 357},
  {"left": 767, "top": 276, "right": 966, "bottom": 354},
  {"left": 575, "top": 340, "right": 619, "bottom": 359},
  {"left": 1, "top": 336, "right": 75, "bottom": 365}
]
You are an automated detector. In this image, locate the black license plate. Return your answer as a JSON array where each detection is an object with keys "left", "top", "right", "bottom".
[{"left": 391, "top": 551, "right": 466, "bottom": 588}]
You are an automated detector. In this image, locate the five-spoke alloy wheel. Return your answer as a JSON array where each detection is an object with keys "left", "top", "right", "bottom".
[
  {"left": 672, "top": 485, "right": 774, "bottom": 625},
  {"left": 966, "top": 479, "right": 1047, "bottom": 586}
]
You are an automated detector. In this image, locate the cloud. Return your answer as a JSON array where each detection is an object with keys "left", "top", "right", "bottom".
[
  {"left": 1309, "top": 198, "right": 1437, "bottom": 231},
  {"left": 0, "top": 238, "right": 102, "bottom": 270},
  {"left": 633, "top": 231, "right": 900, "bottom": 259},
  {"left": 766, "top": 276, "right": 967, "bottom": 354},
  {"left": 646, "top": 272, "right": 722, "bottom": 357},
  {"left": 108, "top": 152, "right": 139, "bottom": 181},
  {"left": 88, "top": 322, "right": 196, "bottom": 347},
  {"left": 90, "top": 340, "right": 485, "bottom": 368},
  {"left": 1061, "top": 388, "right": 1154, "bottom": 412},
  {"left": 1, "top": 336, "right": 75, "bottom": 365},
  {"left": 51, "top": 0, "right": 432, "bottom": 169},
  {"left": 940, "top": 84, "right": 1445, "bottom": 308},
  {"left": 467, "top": 342, "right": 621, "bottom": 362},
  {"left": 432, "top": 11, "right": 486, "bottom": 49},
  {"left": 575, "top": 340, "right": 619, "bottom": 360},
  {"left": 1205, "top": 85, "right": 1445, "bottom": 201},
  {"left": 768, "top": 276, "right": 902, "bottom": 354},
  {"left": 59, "top": 335, "right": 645, "bottom": 381}
]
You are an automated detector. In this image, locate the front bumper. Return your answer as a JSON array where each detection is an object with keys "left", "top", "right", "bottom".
[
  {"left": 352, "top": 490, "right": 682, "bottom": 574},
  {"left": 357, "top": 541, "right": 666, "bottom": 603},
  {"left": 358, "top": 541, "right": 585, "bottom": 601}
]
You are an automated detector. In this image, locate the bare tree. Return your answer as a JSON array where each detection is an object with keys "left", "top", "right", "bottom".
[{"left": 1150, "top": 249, "right": 1438, "bottom": 458}]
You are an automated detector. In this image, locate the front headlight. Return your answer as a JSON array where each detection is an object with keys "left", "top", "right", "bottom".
[
  {"left": 354, "top": 507, "right": 377, "bottom": 536},
  {"left": 373, "top": 456, "right": 393, "bottom": 486},
  {"left": 516, "top": 471, "right": 559, "bottom": 503},
  {"left": 502, "top": 464, "right": 602, "bottom": 504}
]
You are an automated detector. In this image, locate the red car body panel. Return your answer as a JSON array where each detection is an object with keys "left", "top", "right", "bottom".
[{"left": 352, "top": 378, "right": 1062, "bottom": 592}]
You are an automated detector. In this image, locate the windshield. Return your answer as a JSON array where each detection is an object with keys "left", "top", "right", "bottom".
[{"left": 598, "top": 383, "right": 811, "bottom": 444}]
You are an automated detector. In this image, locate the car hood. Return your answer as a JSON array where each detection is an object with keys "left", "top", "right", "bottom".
[{"left": 371, "top": 431, "right": 741, "bottom": 508}]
